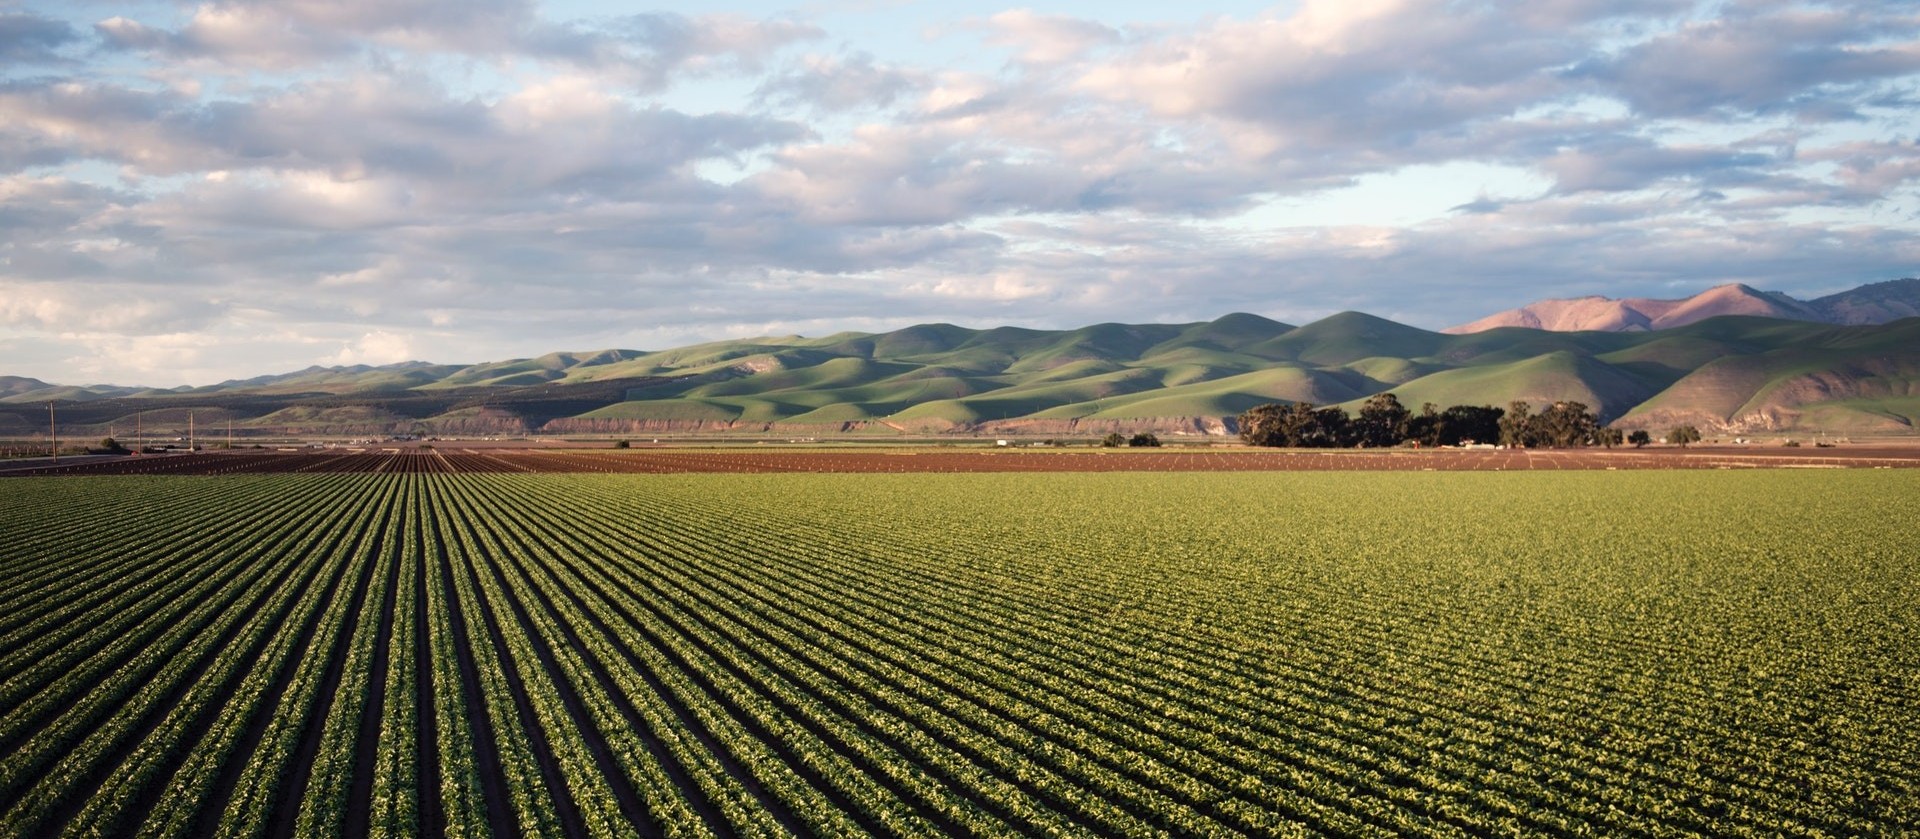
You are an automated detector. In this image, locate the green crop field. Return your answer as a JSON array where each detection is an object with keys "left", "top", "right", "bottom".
[{"left": 2, "top": 471, "right": 1916, "bottom": 837}]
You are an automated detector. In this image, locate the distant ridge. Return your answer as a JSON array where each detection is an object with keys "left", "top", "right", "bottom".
[
  {"left": 5, "top": 310, "right": 1919, "bottom": 437},
  {"left": 1445, "top": 278, "right": 1920, "bottom": 334},
  {"left": 1814, "top": 278, "right": 1920, "bottom": 325}
]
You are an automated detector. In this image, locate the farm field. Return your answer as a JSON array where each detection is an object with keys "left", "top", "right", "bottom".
[
  {"left": 5, "top": 442, "right": 1920, "bottom": 477},
  {"left": 1, "top": 470, "right": 1917, "bottom": 837}
]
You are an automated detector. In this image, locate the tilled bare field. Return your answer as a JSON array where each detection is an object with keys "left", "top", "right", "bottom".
[{"left": 6, "top": 445, "right": 1919, "bottom": 476}]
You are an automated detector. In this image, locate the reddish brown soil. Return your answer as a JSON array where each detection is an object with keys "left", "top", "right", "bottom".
[{"left": 7, "top": 445, "right": 1919, "bottom": 476}]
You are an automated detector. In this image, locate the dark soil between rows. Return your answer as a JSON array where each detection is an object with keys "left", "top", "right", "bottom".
[{"left": 9, "top": 445, "right": 1920, "bottom": 476}]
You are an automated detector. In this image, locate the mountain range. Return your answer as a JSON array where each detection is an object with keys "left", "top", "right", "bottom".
[
  {"left": 1444, "top": 278, "right": 1920, "bottom": 333},
  {"left": 6, "top": 301, "right": 1919, "bottom": 438}
]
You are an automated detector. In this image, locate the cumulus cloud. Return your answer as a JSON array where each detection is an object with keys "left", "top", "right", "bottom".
[
  {"left": 4, "top": 0, "right": 1919, "bottom": 385},
  {"left": 0, "top": 10, "right": 81, "bottom": 64},
  {"left": 0, "top": 279, "right": 223, "bottom": 335},
  {"left": 1074, "top": 0, "right": 1579, "bottom": 139},
  {"left": 1571, "top": 2, "right": 1920, "bottom": 119},
  {"left": 59, "top": 331, "right": 223, "bottom": 383},
  {"left": 1540, "top": 136, "right": 1780, "bottom": 194},
  {"left": 95, "top": 0, "right": 535, "bottom": 66},
  {"left": 0, "top": 79, "right": 182, "bottom": 174},
  {"left": 754, "top": 52, "right": 923, "bottom": 113},
  {"left": 330, "top": 330, "right": 415, "bottom": 365},
  {"left": 1813, "top": 140, "right": 1920, "bottom": 202},
  {"left": 974, "top": 10, "right": 1120, "bottom": 65},
  {"left": 92, "top": 1, "right": 822, "bottom": 90},
  {"left": 95, "top": 8, "right": 358, "bottom": 70},
  {"left": 504, "top": 12, "right": 826, "bottom": 92},
  {"left": 0, "top": 176, "right": 129, "bottom": 242},
  {"left": 0, "top": 71, "right": 807, "bottom": 198}
]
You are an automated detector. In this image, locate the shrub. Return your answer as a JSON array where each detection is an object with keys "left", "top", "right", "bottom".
[{"left": 1666, "top": 425, "right": 1702, "bottom": 447}]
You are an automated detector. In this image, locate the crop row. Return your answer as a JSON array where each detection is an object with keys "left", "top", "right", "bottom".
[{"left": 0, "top": 470, "right": 1914, "bottom": 836}]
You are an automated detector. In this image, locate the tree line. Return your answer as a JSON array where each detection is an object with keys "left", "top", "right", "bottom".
[{"left": 1238, "top": 394, "right": 1698, "bottom": 449}]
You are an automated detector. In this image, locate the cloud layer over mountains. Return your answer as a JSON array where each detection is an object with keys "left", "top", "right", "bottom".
[{"left": 2, "top": 1, "right": 1918, "bottom": 385}]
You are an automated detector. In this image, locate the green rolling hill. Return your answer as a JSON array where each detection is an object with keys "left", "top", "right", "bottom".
[
  {"left": 6, "top": 313, "right": 1918, "bottom": 438},
  {"left": 1355, "top": 351, "right": 1659, "bottom": 420}
]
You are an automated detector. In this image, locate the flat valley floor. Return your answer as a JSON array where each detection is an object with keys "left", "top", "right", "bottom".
[
  {"left": 6, "top": 441, "right": 1920, "bottom": 476},
  {"left": 1, "top": 469, "right": 1916, "bottom": 836}
]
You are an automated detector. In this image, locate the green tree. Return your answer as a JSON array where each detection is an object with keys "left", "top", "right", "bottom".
[
  {"left": 1499, "top": 401, "right": 1534, "bottom": 448},
  {"left": 1127, "top": 432, "right": 1162, "bottom": 447},
  {"left": 1438, "top": 405, "right": 1504, "bottom": 447},
  {"left": 1275, "top": 402, "right": 1322, "bottom": 447},
  {"left": 1666, "top": 425, "right": 1702, "bottom": 447},
  {"left": 1595, "top": 427, "right": 1624, "bottom": 449},
  {"left": 1355, "top": 392, "right": 1411, "bottom": 448},
  {"left": 1238, "top": 402, "right": 1350, "bottom": 447},
  {"left": 1534, "top": 401, "right": 1599, "bottom": 448},
  {"left": 1628, "top": 429, "right": 1652, "bottom": 447},
  {"left": 1239, "top": 402, "right": 1316, "bottom": 447},
  {"left": 613, "top": 439, "right": 631, "bottom": 449},
  {"left": 1101, "top": 432, "right": 1127, "bottom": 448},
  {"left": 1307, "top": 406, "right": 1354, "bottom": 448},
  {"left": 1237, "top": 404, "right": 1287, "bottom": 447},
  {"left": 1404, "top": 402, "right": 1442, "bottom": 447}
]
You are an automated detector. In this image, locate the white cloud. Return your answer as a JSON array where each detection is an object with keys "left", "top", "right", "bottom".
[
  {"left": 0, "top": 10, "right": 82, "bottom": 64},
  {"left": 976, "top": 10, "right": 1119, "bottom": 65},
  {"left": 329, "top": 330, "right": 416, "bottom": 365},
  {"left": 0, "top": 279, "right": 221, "bottom": 334},
  {"left": 754, "top": 52, "right": 923, "bottom": 113},
  {"left": 1573, "top": 3, "right": 1920, "bottom": 119},
  {"left": 2, "top": 0, "right": 1918, "bottom": 385}
]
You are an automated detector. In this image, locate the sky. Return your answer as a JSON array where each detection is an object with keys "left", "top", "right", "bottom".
[{"left": 2, "top": 0, "right": 1918, "bottom": 386}]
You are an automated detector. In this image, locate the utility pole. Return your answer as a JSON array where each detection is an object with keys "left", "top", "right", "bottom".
[
  {"left": 228, "top": 418, "right": 234, "bottom": 450},
  {"left": 189, "top": 410, "right": 195, "bottom": 452},
  {"left": 47, "top": 402, "right": 56, "bottom": 463}
]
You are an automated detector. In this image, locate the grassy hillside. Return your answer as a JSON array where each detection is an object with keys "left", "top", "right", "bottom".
[
  {"left": 568, "top": 314, "right": 1919, "bottom": 433},
  {"left": 1618, "top": 319, "right": 1920, "bottom": 431},
  {"left": 1365, "top": 351, "right": 1657, "bottom": 420},
  {"left": 8, "top": 313, "right": 1917, "bottom": 436}
]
